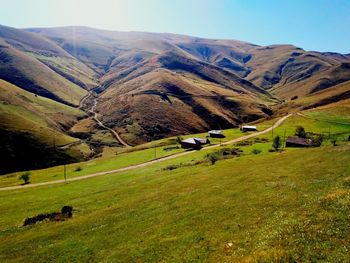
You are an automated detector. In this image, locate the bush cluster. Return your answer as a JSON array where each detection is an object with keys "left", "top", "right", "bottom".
[{"left": 23, "top": 206, "right": 73, "bottom": 226}]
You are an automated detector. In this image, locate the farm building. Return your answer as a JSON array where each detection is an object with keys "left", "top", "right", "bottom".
[
  {"left": 180, "top": 138, "right": 210, "bottom": 149},
  {"left": 208, "top": 130, "right": 225, "bottom": 138},
  {"left": 285, "top": 136, "right": 313, "bottom": 147},
  {"left": 240, "top": 125, "right": 257, "bottom": 132}
]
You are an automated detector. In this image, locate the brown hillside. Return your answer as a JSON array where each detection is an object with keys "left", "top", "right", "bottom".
[{"left": 0, "top": 25, "right": 347, "bottom": 146}]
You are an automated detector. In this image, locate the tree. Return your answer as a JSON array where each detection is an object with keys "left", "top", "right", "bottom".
[
  {"left": 61, "top": 206, "right": 73, "bottom": 218},
  {"left": 251, "top": 149, "right": 262, "bottom": 155},
  {"left": 176, "top": 136, "right": 183, "bottom": 144},
  {"left": 272, "top": 136, "right": 281, "bottom": 151},
  {"left": 295, "top": 126, "right": 306, "bottom": 138},
  {"left": 312, "top": 134, "right": 324, "bottom": 147},
  {"left": 19, "top": 172, "right": 30, "bottom": 185}
]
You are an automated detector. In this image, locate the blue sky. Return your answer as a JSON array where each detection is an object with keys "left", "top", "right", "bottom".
[{"left": 0, "top": 0, "right": 349, "bottom": 53}]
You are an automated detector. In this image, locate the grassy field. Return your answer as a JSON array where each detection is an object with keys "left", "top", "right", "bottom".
[
  {"left": 1, "top": 106, "right": 350, "bottom": 262},
  {"left": 1, "top": 108, "right": 349, "bottom": 188},
  {"left": 0, "top": 141, "right": 349, "bottom": 262},
  {"left": 0, "top": 143, "right": 184, "bottom": 187},
  {"left": 0, "top": 116, "right": 275, "bottom": 187}
]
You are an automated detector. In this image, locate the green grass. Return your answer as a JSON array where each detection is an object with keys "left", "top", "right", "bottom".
[
  {"left": 0, "top": 142, "right": 349, "bottom": 262},
  {"left": 304, "top": 106, "right": 350, "bottom": 124},
  {"left": 258, "top": 112, "right": 350, "bottom": 145},
  {"left": 0, "top": 144, "right": 185, "bottom": 187},
  {"left": 0, "top": 115, "right": 275, "bottom": 188},
  {"left": 1, "top": 106, "right": 350, "bottom": 261},
  {"left": 2, "top": 109, "right": 349, "bottom": 188}
]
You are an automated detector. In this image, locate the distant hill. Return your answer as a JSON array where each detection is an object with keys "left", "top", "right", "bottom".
[{"left": 0, "top": 25, "right": 349, "bottom": 170}]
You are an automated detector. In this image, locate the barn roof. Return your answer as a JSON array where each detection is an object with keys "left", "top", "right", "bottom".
[
  {"left": 181, "top": 138, "right": 199, "bottom": 144},
  {"left": 209, "top": 130, "right": 223, "bottom": 134},
  {"left": 286, "top": 136, "right": 313, "bottom": 146},
  {"left": 241, "top": 125, "right": 257, "bottom": 129},
  {"left": 181, "top": 138, "right": 208, "bottom": 145}
]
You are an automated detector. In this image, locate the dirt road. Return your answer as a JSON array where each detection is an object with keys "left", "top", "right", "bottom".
[
  {"left": 79, "top": 91, "right": 131, "bottom": 147},
  {"left": 89, "top": 98, "right": 131, "bottom": 147},
  {"left": 0, "top": 114, "right": 291, "bottom": 192}
]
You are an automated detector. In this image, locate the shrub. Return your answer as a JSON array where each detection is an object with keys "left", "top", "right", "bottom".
[
  {"left": 295, "top": 126, "right": 306, "bottom": 138},
  {"left": 74, "top": 167, "right": 82, "bottom": 172},
  {"left": 61, "top": 206, "right": 73, "bottom": 218},
  {"left": 272, "top": 136, "right": 281, "bottom": 151},
  {"left": 251, "top": 149, "right": 262, "bottom": 155},
  {"left": 23, "top": 206, "right": 73, "bottom": 226},
  {"left": 254, "top": 138, "right": 269, "bottom": 143},
  {"left": 163, "top": 164, "right": 180, "bottom": 171},
  {"left": 236, "top": 140, "right": 252, "bottom": 146},
  {"left": 311, "top": 134, "right": 324, "bottom": 147},
  {"left": 19, "top": 172, "right": 30, "bottom": 185},
  {"left": 208, "top": 154, "right": 219, "bottom": 165},
  {"left": 176, "top": 136, "right": 183, "bottom": 144}
]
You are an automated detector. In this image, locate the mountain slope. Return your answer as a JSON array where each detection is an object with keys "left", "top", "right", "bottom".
[
  {"left": 0, "top": 25, "right": 96, "bottom": 106},
  {"left": 95, "top": 50, "right": 273, "bottom": 144},
  {"left": 272, "top": 62, "right": 350, "bottom": 98},
  {"left": 26, "top": 27, "right": 275, "bottom": 144},
  {"left": 0, "top": 25, "right": 349, "bottom": 150},
  {"left": 0, "top": 79, "right": 91, "bottom": 173}
]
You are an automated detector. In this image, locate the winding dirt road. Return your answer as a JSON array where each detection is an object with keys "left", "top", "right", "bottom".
[
  {"left": 89, "top": 98, "right": 131, "bottom": 147},
  {"left": 0, "top": 114, "right": 291, "bottom": 192},
  {"left": 79, "top": 91, "right": 131, "bottom": 147}
]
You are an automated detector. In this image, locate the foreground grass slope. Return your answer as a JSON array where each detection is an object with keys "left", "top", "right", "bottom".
[{"left": 0, "top": 141, "right": 349, "bottom": 262}]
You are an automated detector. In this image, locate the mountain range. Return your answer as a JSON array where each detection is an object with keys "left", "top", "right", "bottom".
[{"left": 1, "top": 24, "right": 350, "bottom": 173}]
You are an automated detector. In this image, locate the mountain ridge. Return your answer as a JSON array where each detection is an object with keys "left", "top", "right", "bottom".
[{"left": 0, "top": 24, "right": 350, "bottom": 172}]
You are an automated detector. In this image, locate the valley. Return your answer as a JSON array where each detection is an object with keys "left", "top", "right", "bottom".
[
  {"left": 1, "top": 25, "right": 350, "bottom": 174},
  {"left": 0, "top": 23, "right": 350, "bottom": 262}
]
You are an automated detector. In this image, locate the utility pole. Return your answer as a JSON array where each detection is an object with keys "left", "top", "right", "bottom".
[
  {"left": 64, "top": 164, "right": 67, "bottom": 183},
  {"left": 271, "top": 124, "right": 274, "bottom": 139},
  {"left": 282, "top": 128, "right": 286, "bottom": 149},
  {"left": 53, "top": 133, "right": 56, "bottom": 149}
]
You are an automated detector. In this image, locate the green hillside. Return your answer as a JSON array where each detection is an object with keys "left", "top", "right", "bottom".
[
  {"left": 0, "top": 129, "right": 349, "bottom": 262},
  {"left": 0, "top": 101, "right": 350, "bottom": 262},
  {"left": 0, "top": 80, "right": 91, "bottom": 173}
]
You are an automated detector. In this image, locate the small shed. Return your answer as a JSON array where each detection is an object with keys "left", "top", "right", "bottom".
[
  {"left": 208, "top": 130, "right": 225, "bottom": 138},
  {"left": 180, "top": 138, "right": 210, "bottom": 149},
  {"left": 240, "top": 125, "right": 257, "bottom": 132},
  {"left": 285, "top": 136, "right": 313, "bottom": 147}
]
